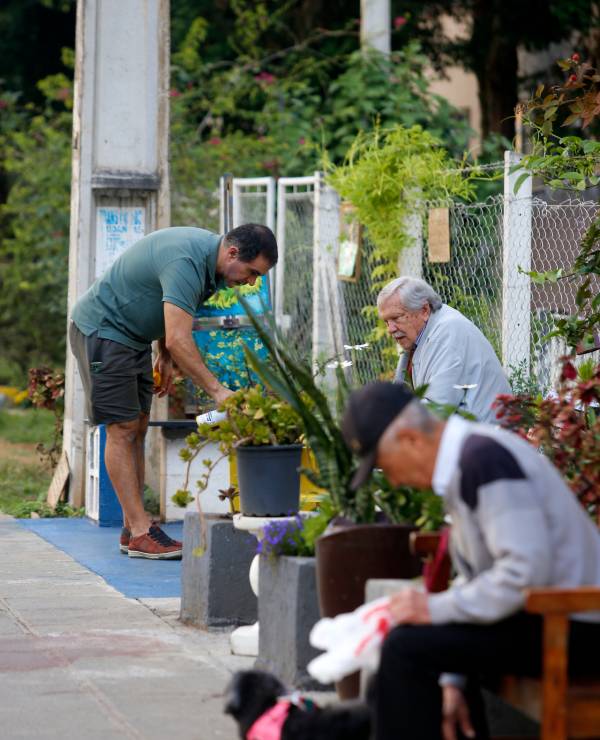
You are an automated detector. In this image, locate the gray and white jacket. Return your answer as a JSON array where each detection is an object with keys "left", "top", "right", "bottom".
[
  {"left": 428, "top": 416, "right": 600, "bottom": 625},
  {"left": 394, "top": 305, "right": 510, "bottom": 423}
]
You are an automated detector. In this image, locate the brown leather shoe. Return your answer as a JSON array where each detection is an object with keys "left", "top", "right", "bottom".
[
  {"left": 128, "top": 525, "right": 183, "bottom": 560},
  {"left": 119, "top": 527, "right": 131, "bottom": 554}
]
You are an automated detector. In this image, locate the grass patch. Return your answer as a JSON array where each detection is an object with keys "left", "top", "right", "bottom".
[
  {"left": 0, "top": 408, "right": 55, "bottom": 446},
  {"left": 0, "top": 460, "right": 83, "bottom": 518},
  {"left": 0, "top": 460, "right": 51, "bottom": 515},
  {"left": 0, "top": 408, "right": 82, "bottom": 518}
]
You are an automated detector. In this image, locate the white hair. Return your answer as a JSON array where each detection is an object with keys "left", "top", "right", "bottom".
[
  {"left": 396, "top": 399, "right": 437, "bottom": 434},
  {"left": 377, "top": 277, "right": 442, "bottom": 313}
]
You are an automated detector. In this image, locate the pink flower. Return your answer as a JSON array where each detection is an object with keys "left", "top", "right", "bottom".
[
  {"left": 208, "top": 137, "right": 222, "bottom": 146},
  {"left": 169, "top": 89, "right": 181, "bottom": 98},
  {"left": 394, "top": 16, "right": 407, "bottom": 29},
  {"left": 57, "top": 88, "right": 71, "bottom": 100},
  {"left": 298, "top": 137, "right": 306, "bottom": 146},
  {"left": 0, "top": 100, "right": 8, "bottom": 109},
  {"left": 254, "top": 72, "right": 276, "bottom": 85}
]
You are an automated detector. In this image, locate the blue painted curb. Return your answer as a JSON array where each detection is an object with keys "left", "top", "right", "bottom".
[{"left": 14, "top": 518, "right": 183, "bottom": 598}]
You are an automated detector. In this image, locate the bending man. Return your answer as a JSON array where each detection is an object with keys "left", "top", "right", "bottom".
[
  {"left": 342, "top": 382, "right": 600, "bottom": 739},
  {"left": 70, "top": 224, "right": 277, "bottom": 559}
]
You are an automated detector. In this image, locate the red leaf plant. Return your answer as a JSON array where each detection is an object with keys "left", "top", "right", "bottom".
[{"left": 494, "top": 357, "right": 600, "bottom": 524}]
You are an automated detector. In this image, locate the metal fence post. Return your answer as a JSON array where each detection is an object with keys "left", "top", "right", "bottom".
[
  {"left": 502, "top": 150, "right": 532, "bottom": 374},
  {"left": 275, "top": 178, "right": 287, "bottom": 329},
  {"left": 220, "top": 173, "right": 234, "bottom": 232}
]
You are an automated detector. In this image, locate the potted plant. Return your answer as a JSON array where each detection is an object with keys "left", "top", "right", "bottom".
[
  {"left": 239, "top": 296, "right": 444, "bottom": 698},
  {"left": 176, "top": 385, "right": 305, "bottom": 524}
]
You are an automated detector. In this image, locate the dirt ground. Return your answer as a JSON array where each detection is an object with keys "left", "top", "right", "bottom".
[{"left": 0, "top": 437, "right": 46, "bottom": 468}]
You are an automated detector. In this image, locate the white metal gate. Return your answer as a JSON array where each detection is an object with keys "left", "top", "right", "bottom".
[{"left": 227, "top": 173, "right": 346, "bottom": 369}]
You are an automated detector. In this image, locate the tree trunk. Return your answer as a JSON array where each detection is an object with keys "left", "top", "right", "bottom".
[{"left": 471, "top": 0, "right": 519, "bottom": 141}]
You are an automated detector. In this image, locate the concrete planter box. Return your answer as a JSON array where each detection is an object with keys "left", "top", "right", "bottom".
[
  {"left": 256, "top": 555, "right": 324, "bottom": 689},
  {"left": 180, "top": 513, "right": 257, "bottom": 629}
]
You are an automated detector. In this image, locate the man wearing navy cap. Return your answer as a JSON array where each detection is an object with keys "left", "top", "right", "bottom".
[{"left": 342, "top": 382, "right": 600, "bottom": 740}]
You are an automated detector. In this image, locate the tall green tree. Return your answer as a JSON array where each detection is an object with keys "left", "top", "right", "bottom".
[
  {"left": 391, "top": 0, "right": 595, "bottom": 139},
  {"left": 0, "top": 0, "right": 75, "bottom": 103},
  {"left": 0, "top": 66, "right": 72, "bottom": 376}
]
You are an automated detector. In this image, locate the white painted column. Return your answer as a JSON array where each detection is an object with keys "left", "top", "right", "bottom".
[
  {"left": 361, "top": 0, "right": 391, "bottom": 54},
  {"left": 63, "top": 0, "right": 171, "bottom": 506},
  {"left": 397, "top": 209, "right": 423, "bottom": 279},
  {"left": 312, "top": 173, "right": 345, "bottom": 371},
  {"left": 502, "top": 151, "right": 532, "bottom": 373}
]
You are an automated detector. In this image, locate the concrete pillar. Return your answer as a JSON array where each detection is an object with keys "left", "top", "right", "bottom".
[
  {"left": 361, "top": 0, "right": 391, "bottom": 55},
  {"left": 312, "top": 172, "right": 345, "bottom": 373},
  {"left": 397, "top": 210, "right": 423, "bottom": 279},
  {"left": 63, "top": 0, "right": 171, "bottom": 506},
  {"left": 502, "top": 151, "right": 532, "bottom": 374}
]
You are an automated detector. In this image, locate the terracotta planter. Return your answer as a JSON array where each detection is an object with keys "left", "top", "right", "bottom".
[{"left": 315, "top": 523, "right": 422, "bottom": 699}]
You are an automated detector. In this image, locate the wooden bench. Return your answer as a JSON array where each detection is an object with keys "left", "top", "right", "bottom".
[{"left": 410, "top": 531, "right": 600, "bottom": 740}]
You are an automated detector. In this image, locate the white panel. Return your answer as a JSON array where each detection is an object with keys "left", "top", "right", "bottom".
[
  {"left": 163, "top": 439, "right": 230, "bottom": 520},
  {"left": 94, "top": 0, "right": 159, "bottom": 171}
]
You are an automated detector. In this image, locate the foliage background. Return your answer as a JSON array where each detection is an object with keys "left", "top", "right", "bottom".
[{"left": 0, "top": 0, "right": 594, "bottom": 383}]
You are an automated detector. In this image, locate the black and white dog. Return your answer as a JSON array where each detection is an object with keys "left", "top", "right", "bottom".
[{"left": 224, "top": 670, "right": 371, "bottom": 740}]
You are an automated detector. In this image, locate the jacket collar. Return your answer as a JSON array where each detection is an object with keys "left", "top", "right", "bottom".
[{"left": 415, "top": 304, "right": 446, "bottom": 353}]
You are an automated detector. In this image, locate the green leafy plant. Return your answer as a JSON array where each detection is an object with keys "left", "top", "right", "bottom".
[
  {"left": 12, "top": 494, "right": 84, "bottom": 520},
  {"left": 205, "top": 278, "right": 263, "bottom": 309},
  {"left": 512, "top": 55, "right": 600, "bottom": 354},
  {"left": 507, "top": 359, "right": 543, "bottom": 397},
  {"left": 0, "top": 53, "right": 73, "bottom": 378},
  {"left": 326, "top": 123, "right": 476, "bottom": 371},
  {"left": 172, "top": 384, "right": 305, "bottom": 554}
]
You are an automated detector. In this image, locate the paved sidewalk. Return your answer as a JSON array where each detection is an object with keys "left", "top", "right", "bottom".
[{"left": 0, "top": 516, "right": 253, "bottom": 739}]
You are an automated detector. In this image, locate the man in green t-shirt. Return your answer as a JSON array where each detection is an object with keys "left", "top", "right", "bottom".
[{"left": 69, "top": 223, "right": 277, "bottom": 559}]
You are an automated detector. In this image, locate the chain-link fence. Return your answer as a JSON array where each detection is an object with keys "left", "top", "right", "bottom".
[
  {"left": 229, "top": 164, "right": 599, "bottom": 393},
  {"left": 423, "top": 195, "right": 504, "bottom": 365},
  {"left": 530, "top": 198, "right": 599, "bottom": 390},
  {"left": 274, "top": 178, "right": 316, "bottom": 362}
]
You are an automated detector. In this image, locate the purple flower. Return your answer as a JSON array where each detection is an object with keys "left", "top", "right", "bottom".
[{"left": 258, "top": 518, "right": 304, "bottom": 558}]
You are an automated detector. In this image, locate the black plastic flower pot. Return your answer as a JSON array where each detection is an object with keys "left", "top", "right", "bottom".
[{"left": 235, "top": 444, "right": 302, "bottom": 516}]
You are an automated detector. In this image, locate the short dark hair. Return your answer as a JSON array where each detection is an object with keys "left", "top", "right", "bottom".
[{"left": 224, "top": 223, "right": 278, "bottom": 266}]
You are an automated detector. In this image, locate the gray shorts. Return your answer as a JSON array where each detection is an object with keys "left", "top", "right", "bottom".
[{"left": 69, "top": 322, "right": 153, "bottom": 425}]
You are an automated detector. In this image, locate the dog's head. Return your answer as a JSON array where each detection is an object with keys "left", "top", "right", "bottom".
[{"left": 224, "top": 670, "right": 286, "bottom": 736}]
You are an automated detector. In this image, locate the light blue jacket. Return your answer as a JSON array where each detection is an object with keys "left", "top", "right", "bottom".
[{"left": 394, "top": 304, "right": 510, "bottom": 423}]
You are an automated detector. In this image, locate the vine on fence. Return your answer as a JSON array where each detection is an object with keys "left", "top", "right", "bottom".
[{"left": 325, "top": 123, "right": 475, "bottom": 370}]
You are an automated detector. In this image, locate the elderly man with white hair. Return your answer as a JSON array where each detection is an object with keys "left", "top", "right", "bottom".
[{"left": 377, "top": 276, "right": 510, "bottom": 422}]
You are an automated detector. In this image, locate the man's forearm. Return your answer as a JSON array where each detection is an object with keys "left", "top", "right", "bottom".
[
  {"left": 166, "top": 333, "right": 223, "bottom": 399},
  {"left": 157, "top": 336, "right": 170, "bottom": 358}
]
